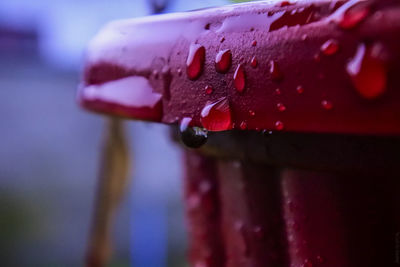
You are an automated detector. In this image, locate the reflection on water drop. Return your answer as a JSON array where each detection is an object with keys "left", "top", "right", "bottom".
[
  {"left": 321, "top": 100, "right": 333, "bottom": 110},
  {"left": 346, "top": 43, "right": 387, "bottom": 99},
  {"left": 250, "top": 56, "right": 258, "bottom": 68},
  {"left": 275, "top": 121, "right": 284, "bottom": 131},
  {"left": 180, "top": 117, "right": 208, "bottom": 148},
  {"left": 200, "top": 98, "right": 232, "bottom": 131},
  {"left": 215, "top": 49, "right": 232, "bottom": 73},
  {"left": 321, "top": 39, "right": 339, "bottom": 56},
  {"left": 296, "top": 85, "right": 304, "bottom": 94},
  {"left": 277, "top": 103, "right": 286, "bottom": 112},
  {"left": 279, "top": 1, "right": 292, "bottom": 7},
  {"left": 239, "top": 121, "right": 247, "bottom": 130},
  {"left": 333, "top": 0, "right": 370, "bottom": 29},
  {"left": 187, "top": 44, "right": 205, "bottom": 80},
  {"left": 205, "top": 85, "right": 213, "bottom": 95},
  {"left": 234, "top": 64, "right": 246, "bottom": 93},
  {"left": 270, "top": 60, "right": 284, "bottom": 81}
]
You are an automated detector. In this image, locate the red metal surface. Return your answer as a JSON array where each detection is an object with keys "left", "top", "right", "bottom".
[
  {"left": 79, "top": 0, "right": 400, "bottom": 135},
  {"left": 216, "top": 159, "right": 287, "bottom": 267},
  {"left": 281, "top": 169, "right": 399, "bottom": 267},
  {"left": 184, "top": 151, "right": 225, "bottom": 267},
  {"left": 184, "top": 151, "right": 400, "bottom": 267}
]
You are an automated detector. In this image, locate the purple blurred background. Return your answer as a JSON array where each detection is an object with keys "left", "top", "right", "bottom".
[{"left": 0, "top": 0, "right": 226, "bottom": 266}]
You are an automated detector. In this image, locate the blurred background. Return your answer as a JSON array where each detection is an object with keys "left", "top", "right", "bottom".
[{"left": 0, "top": 0, "right": 234, "bottom": 266}]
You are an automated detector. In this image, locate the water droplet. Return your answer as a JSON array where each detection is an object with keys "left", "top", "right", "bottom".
[
  {"left": 321, "top": 100, "right": 333, "bottom": 110},
  {"left": 180, "top": 117, "right": 192, "bottom": 132},
  {"left": 252, "top": 40, "right": 257, "bottom": 46},
  {"left": 334, "top": 0, "right": 370, "bottom": 29},
  {"left": 187, "top": 44, "right": 205, "bottom": 80},
  {"left": 296, "top": 85, "right": 304, "bottom": 94},
  {"left": 200, "top": 98, "right": 232, "bottom": 131},
  {"left": 346, "top": 43, "right": 387, "bottom": 99},
  {"left": 321, "top": 39, "right": 339, "bottom": 55},
  {"left": 270, "top": 60, "right": 283, "bottom": 81},
  {"left": 180, "top": 117, "right": 208, "bottom": 148},
  {"left": 234, "top": 64, "right": 246, "bottom": 93},
  {"left": 249, "top": 110, "right": 255, "bottom": 116},
  {"left": 205, "top": 85, "right": 213, "bottom": 95},
  {"left": 292, "top": 221, "right": 300, "bottom": 231},
  {"left": 215, "top": 49, "right": 232, "bottom": 73},
  {"left": 269, "top": 5, "right": 318, "bottom": 32},
  {"left": 275, "top": 121, "right": 284, "bottom": 131},
  {"left": 277, "top": 103, "right": 286, "bottom": 112},
  {"left": 250, "top": 56, "right": 258, "bottom": 68},
  {"left": 275, "top": 88, "right": 281, "bottom": 95},
  {"left": 239, "top": 121, "right": 247, "bottom": 130},
  {"left": 279, "top": 1, "right": 292, "bottom": 7}
]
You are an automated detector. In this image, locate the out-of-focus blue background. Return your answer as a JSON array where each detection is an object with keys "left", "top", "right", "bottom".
[{"left": 0, "top": 0, "right": 226, "bottom": 266}]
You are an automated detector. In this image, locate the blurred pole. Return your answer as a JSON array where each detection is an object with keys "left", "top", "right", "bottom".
[
  {"left": 86, "top": 118, "right": 131, "bottom": 267},
  {"left": 128, "top": 1, "right": 172, "bottom": 266}
]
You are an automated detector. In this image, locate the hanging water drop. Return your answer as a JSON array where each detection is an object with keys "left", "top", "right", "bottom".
[{"left": 180, "top": 117, "right": 208, "bottom": 148}]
